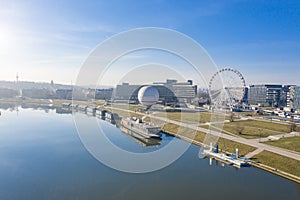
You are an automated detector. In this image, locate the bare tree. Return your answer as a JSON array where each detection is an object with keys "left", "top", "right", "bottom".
[
  {"left": 237, "top": 125, "right": 244, "bottom": 135},
  {"left": 290, "top": 116, "right": 298, "bottom": 132},
  {"left": 290, "top": 122, "right": 297, "bottom": 132},
  {"left": 229, "top": 112, "right": 235, "bottom": 122}
]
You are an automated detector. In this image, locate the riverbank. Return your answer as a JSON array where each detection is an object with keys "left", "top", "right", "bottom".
[
  {"left": 106, "top": 104, "right": 300, "bottom": 184},
  {"left": 161, "top": 123, "right": 300, "bottom": 184},
  {"left": 1, "top": 98, "right": 299, "bottom": 183}
]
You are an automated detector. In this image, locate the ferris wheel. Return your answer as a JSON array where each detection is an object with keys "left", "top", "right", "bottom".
[{"left": 209, "top": 68, "right": 246, "bottom": 105}]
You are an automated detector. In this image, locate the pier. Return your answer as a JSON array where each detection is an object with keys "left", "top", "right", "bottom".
[{"left": 202, "top": 143, "right": 248, "bottom": 168}]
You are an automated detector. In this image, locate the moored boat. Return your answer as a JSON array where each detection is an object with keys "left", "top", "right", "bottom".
[{"left": 121, "top": 117, "right": 162, "bottom": 139}]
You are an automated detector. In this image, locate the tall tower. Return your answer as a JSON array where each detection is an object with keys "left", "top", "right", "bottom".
[{"left": 16, "top": 72, "right": 22, "bottom": 97}]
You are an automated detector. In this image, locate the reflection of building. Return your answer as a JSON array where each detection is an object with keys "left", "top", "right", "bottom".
[
  {"left": 119, "top": 126, "right": 161, "bottom": 146},
  {"left": 248, "top": 84, "right": 282, "bottom": 107},
  {"left": 56, "top": 107, "right": 72, "bottom": 114},
  {"left": 113, "top": 79, "right": 197, "bottom": 105}
]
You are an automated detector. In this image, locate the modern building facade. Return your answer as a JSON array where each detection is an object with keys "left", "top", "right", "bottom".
[
  {"left": 289, "top": 85, "right": 300, "bottom": 110},
  {"left": 282, "top": 85, "right": 294, "bottom": 108},
  {"left": 242, "top": 87, "right": 249, "bottom": 104},
  {"left": 87, "top": 88, "right": 113, "bottom": 100},
  {"left": 113, "top": 79, "right": 197, "bottom": 105},
  {"left": 153, "top": 79, "right": 197, "bottom": 103},
  {"left": 56, "top": 89, "right": 73, "bottom": 100},
  {"left": 248, "top": 84, "right": 282, "bottom": 107},
  {"left": 113, "top": 83, "right": 177, "bottom": 105},
  {"left": 22, "top": 89, "right": 55, "bottom": 99},
  {"left": 113, "top": 83, "right": 140, "bottom": 102},
  {"left": 0, "top": 88, "right": 18, "bottom": 98},
  {"left": 167, "top": 80, "right": 197, "bottom": 103}
]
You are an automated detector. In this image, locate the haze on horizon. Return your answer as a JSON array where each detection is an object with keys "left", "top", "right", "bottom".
[{"left": 0, "top": 1, "right": 299, "bottom": 86}]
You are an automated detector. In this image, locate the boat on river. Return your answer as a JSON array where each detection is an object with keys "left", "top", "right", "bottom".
[{"left": 120, "top": 117, "right": 162, "bottom": 139}]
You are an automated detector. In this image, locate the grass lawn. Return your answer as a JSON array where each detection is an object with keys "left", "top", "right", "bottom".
[
  {"left": 107, "top": 108, "right": 142, "bottom": 118},
  {"left": 222, "top": 120, "right": 292, "bottom": 139},
  {"left": 111, "top": 104, "right": 145, "bottom": 112},
  {"left": 217, "top": 138, "right": 256, "bottom": 156},
  {"left": 264, "top": 137, "right": 300, "bottom": 153},
  {"left": 154, "top": 111, "right": 229, "bottom": 124},
  {"left": 252, "top": 151, "right": 300, "bottom": 177},
  {"left": 162, "top": 122, "right": 206, "bottom": 142},
  {"left": 162, "top": 123, "right": 256, "bottom": 156}
]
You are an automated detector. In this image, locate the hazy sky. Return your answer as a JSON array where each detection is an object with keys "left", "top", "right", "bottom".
[{"left": 0, "top": 0, "right": 299, "bottom": 86}]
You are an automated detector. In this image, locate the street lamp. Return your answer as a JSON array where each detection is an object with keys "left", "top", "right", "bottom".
[{"left": 258, "top": 128, "right": 262, "bottom": 142}]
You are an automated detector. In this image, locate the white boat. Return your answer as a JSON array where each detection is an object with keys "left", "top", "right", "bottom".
[
  {"left": 119, "top": 126, "right": 161, "bottom": 146},
  {"left": 120, "top": 117, "right": 162, "bottom": 139}
]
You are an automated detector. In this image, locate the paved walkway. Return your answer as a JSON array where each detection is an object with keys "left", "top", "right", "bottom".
[
  {"left": 245, "top": 148, "right": 264, "bottom": 158},
  {"left": 249, "top": 132, "right": 300, "bottom": 143}
]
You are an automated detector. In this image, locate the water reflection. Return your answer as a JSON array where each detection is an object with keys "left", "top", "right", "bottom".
[
  {"left": 0, "top": 102, "right": 55, "bottom": 112},
  {"left": 0, "top": 105, "right": 299, "bottom": 200},
  {"left": 56, "top": 107, "right": 72, "bottom": 114},
  {"left": 119, "top": 126, "right": 161, "bottom": 146}
]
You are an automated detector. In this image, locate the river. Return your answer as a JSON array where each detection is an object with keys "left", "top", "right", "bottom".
[{"left": 0, "top": 105, "right": 299, "bottom": 200}]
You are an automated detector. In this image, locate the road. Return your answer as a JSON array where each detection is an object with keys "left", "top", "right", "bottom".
[
  {"left": 249, "top": 132, "right": 300, "bottom": 143},
  {"left": 111, "top": 106, "right": 300, "bottom": 161}
]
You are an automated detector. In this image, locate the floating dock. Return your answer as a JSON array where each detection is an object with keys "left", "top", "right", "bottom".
[
  {"left": 202, "top": 143, "right": 248, "bottom": 168},
  {"left": 95, "top": 109, "right": 107, "bottom": 117},
  {"left": 86, "top": 107, "right": 96, "bottom": 114}
]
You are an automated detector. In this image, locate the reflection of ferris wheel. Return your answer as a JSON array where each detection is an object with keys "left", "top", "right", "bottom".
[{"left": 209, "top": 68, "right": 246, "bottom": 104}]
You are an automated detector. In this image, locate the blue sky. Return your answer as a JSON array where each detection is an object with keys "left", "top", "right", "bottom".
[{"left": 0, "top": 0, "right": 299, "bottom": 85}]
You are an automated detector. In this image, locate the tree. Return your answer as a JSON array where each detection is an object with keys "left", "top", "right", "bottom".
[
  {"left": 237, "top": 125, "right": 244, "bottom": 135},
  {"left": 229, "top": 112, "right": 235, "bottom": 122},
  {"left": 290, "top": 122, "right": 297, "bottom": 132},
  {"left": 290, "top": 116, "right": 298, "bottom": 132}
]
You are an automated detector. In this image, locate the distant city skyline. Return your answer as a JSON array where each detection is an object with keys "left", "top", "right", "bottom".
[
  {"left": 0, "top": 1, "right": 299, "bottom": 85},
  {"left": 1, "top": 78, "right": 299, "bottom": 90}
]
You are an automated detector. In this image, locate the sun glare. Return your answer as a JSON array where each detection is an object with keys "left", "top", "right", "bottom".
[{"left": 0, "top": 27, "right": 15, "bottom": 53}]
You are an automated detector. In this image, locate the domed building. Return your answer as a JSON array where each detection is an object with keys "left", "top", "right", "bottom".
[
  {"left": 112, "top": 79, "right": 197, "bottom": 105},
  {"left": 138, "top": 86, "right": 159, "bottom": 106}
]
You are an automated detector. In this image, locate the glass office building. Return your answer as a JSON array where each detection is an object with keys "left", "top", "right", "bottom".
[{"left": 248, "top": 84, "right": 282, "bottom": 107}]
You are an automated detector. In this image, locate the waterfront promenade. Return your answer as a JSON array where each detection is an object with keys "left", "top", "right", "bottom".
[{"left": 111, "top": 106, "right": 300, "bottom": 162}]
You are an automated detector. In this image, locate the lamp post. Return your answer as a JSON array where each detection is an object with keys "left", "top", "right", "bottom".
[{"left": 258, "top": 128, "right": 262, "bottom": 142}]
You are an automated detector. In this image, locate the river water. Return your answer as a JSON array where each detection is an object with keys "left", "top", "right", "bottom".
[{"left": 0, "top": 105, "right": 299, "bottom": 200}]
